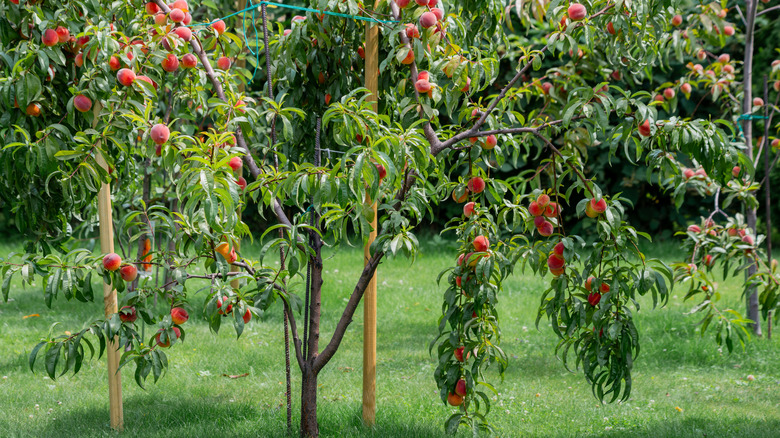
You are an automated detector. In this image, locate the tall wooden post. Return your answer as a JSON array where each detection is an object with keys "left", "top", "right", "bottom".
[
  {"left": 362, "top": 4, "right": 380, "bottom": 427},
  {"left": 94, "top": 103, "right": 124, "bottom": 431}
]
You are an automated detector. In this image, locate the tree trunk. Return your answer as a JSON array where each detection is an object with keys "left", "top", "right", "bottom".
[
  {"left": 742, "top": 0, "right": 762, "bottom": 336},
  {"left": 300, "top": 364, "right": 319, "bottom": 438}
]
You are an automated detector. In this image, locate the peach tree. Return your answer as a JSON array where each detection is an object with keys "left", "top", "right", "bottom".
[{"left": 0, "top": 0, "right": 764, "bottom": 436}]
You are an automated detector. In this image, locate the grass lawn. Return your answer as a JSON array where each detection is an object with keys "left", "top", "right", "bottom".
[{"left": 1, "top": 237, "right": 779, "bottom": 437}]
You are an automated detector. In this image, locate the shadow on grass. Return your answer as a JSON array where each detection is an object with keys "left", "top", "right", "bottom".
[{"left": 38, "top": 395, "right": 454, "bottom": 438}]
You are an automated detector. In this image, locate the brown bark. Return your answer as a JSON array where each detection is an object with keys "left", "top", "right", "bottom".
[{"left": 299, "top": 364, "right": 319, "bottom": 438}]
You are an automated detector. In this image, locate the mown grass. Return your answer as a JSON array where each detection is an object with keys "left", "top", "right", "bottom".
[{"left": 0, "top": 237, "right": 778, "bottom": 437}]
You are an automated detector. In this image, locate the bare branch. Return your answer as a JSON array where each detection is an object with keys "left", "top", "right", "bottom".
[{"left": 757, "top": 5, "right": 780, "bottom": 16}]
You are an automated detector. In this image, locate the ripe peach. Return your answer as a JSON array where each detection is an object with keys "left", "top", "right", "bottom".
[
  {"left": 172, "top": 0, "right": 189, "bottom": 12},
  {"left": 671, "top": 15, "right": 682, "bottom": 27},
  {"left": 171, "top": 307, "right": 189, "bottom": 325},
  {"left": 455, "top": 379, "right": 467, "bottom": 397},
  {"left": 687, "top": 224, "right": 701, "bottom": 233},
  {"left": 541, "top": 82, "right": 552, "bottom": 94},
  {"left": 229, "top": 156, "right": 243, "bottom": 171},
  {"left": 537, "top": 221, "right": 554, "bottom": 236},
  {"left": 145, "top": 2, "right": 159, "bottom": 14},
  {"left": 74, "top": 95, "right": 92, "bottom": 112},
  {"left": 418, "top": 71, "right": 429, "bottom": 81},
  {"left": 664, "top": 88, "right": 675, "bottom": 99},
  {"left": 415, "top": 0, "right": 427, "bottom": 5},
  {"left": 606, "top": 22, "right": 615, "bottom": 35},
  {"left": 109, "top": 56, "right": 121, "bottom": 71},
  {"left": 136, "top": 75, "right": 157, "bottom": 90},
  {"left": 42, "top": 29, "right": 58, "bottom": 46},
  {"left": 174, "top": 26, "right": 192, "bottom": 41},
  {"left": 448, "top": 392, "right": 464, "bottom": 406},
  {"left": 774, "top": 81, "right": 780, "bottom": 92},
  {"left": 567, "top": 4, "right": 587, "bottom": 21},
  {"left": 103, "top": 253, "right": 122, "bottom": 271},
  {"left": 405, "top": 23, "right": 420, "bottom": 39},
  {"left": 215, "top": 242, "right": 231, "bottom": 258},
  {"left": 599, "top": 282, "right": 610, "bottom": 293},
  {"left": 55, "top": 26, "right": 70, "bottom": 43},
  {"left": 537, "top": 193, "right": 550, "bottom": 208},
  {"left": 473, "top": 236, "right": 489, "bottom": 252},
  {"left": 182, "top": 53, "right": 197, "bottom": 68},
  {"left": 638, "top": 119, "right": 651, "bottom": 137},
  {"left": 547, "top": 254, "right": 565, "bottom": 271},
  {"left": 587, "top": 292, "right": 601, "bottom": 306},
  {"left": 431, "top": 8, "right": 444, "bottom": 20},
  {"left": 753, "top": 97, "right": 764, "bottom": 107},
  {"left": 243, "top": 309, "right": 252, "bottom": 324},
  {"left": 75, "top": 52, "right": 84, "bottom": 67},
  {"left": 120, "top": 264, "right": 138, "bottom": 281},
  {"left": 396, "top": 0, "right": 411, "bottom": 7},
  {"left": 161, "top": 53, "right": 179, "bottom": 72},
  {"left": 283, "top": 29, "right": 292, "bottom": 37},
  {"left": 156, "top": 327, "right": 181, "bottom": 347},
  {"left": 169, "top": 8, "right": 185, "bottom": 23},
  {"left": 553, "top": 242, "right": 565, "bottom": 259},
  {"left": 732, "top": 166, "right": 740, "bottom": 177},
  {"left": 400, "top": 49, "right": 414, "bottom": 64},
  {"left": 772, "top": 138, "right": 780, "bottom": 149},
  {"left": 454, "top": 346, "right": 465, "bottom": 362},
  {"left": 742, "top": 234, "right": 754, "bottom": 245},
  {"left": 26, "top": 103, "right": 41, "bottom": 117},
  {"left": 463, "top": 202, "right": 476, "bottom": 218},
  {"left": 217, "top": 56, "right": 231, "bottom": 70},
  {"left": 415, "top": 79, "right": 431, "bottom": 94},
  {"left": 591, "top": 198, "right": 607, "bottom": 213},
  {"left": 467, "top": 177, "right": 485, "bottom": 194},
  {"left": 117, "top": 68, "right": 136, "bottom": 86},
  {"left": 544, "top": 202, "right": 559, "bottom": 218},
  {"left": 357, "top": 45, "right": 365, "bottom": 59},
  {"left": 452, "top": 188, "right": 468, "bottom": 203},
  {"left": 120, "top": 306, "right": 138, "bottom": 323},
  {"left": 703, "top": 254, "right": 714, "bottom": 267},
  {"left": 420, "top": 11, "right": 437, "bottom": 29},
  {"left": 723, "top": 25, "right": 734, "bottom": 36},
  {"left": 585, "top": 276, "right": 595, "bottom": 292},
  {"left": 237, "top": 176, "right": 247, "bottom": 190},
  {"left": 483, "top": 135, "right": 497, "bottom": 150},
  {"left": 529, "top": 201, "right": 544, "bottom": 217},
  {"left": 680, "top": 83, "right": 692, "bottom": 94},
  {"left": 533, "top": 216, "right": 547, "bottom": 228},
  {"left": 154, "top": 12, "right": 168, "bottom": 26},
  {"left": 183, "top": 12, "right": 192, "bottom": 25},
  {"left": 211, "top": 19, "right": 226, "bottom": 35},
  {"left": 151, "top": 123, "right": 170, "bottom": 145}
]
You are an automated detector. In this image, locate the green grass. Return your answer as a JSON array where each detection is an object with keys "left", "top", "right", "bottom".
[{"left": 1, "top": 238, "right": 779, "bottom": 437}]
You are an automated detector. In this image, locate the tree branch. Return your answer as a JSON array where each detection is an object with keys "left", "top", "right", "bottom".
[
  {"left": 757, "top": 5, "right": 780, "bottom": 16},
  {"left": 313, "top": 250, "right": 384, "bottom": 373},
  {"left": 532, "top": 131, "right": 596, "bottom": 199}
]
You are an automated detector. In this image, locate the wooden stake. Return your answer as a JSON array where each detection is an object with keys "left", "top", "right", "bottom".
[
  {"left": 94, "top": 103, "right": 124, "bottom": 431},
  {"left": 362, "top": 4, "right": 379, "bottom": 427}
]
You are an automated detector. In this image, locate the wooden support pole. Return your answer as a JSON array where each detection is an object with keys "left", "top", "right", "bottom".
[
  {"left": 94, "top": 103, "right": 124, "bottom": 431},
  {"left": 362, "top": 3, "right": 379, "bottom": 427}
]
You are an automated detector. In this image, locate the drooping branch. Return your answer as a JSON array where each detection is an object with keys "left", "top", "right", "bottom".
[
  {"left": 313, "top": 250, "right": 384, "bottom": 373},
  {"left": 152, "top": 0, "right": 292, "bottom": 229},
  {"left": 389, "top": 1, "right": 443, "bottom": 152}
]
